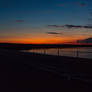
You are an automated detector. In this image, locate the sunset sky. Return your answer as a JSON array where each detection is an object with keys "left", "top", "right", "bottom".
[{"left": 0, "top": 0, "right": 92, "bottom": 44}]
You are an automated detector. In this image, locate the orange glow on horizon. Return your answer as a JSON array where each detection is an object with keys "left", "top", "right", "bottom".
[
  {"left": 0, "top": 36, "right": 88, "bottom": 44},
  {"left": 0, "top": 32, "right": 91, "bottom": 44}
]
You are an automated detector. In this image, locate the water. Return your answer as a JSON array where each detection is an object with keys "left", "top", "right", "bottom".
[{"left": 23, "top": 47, "right": 92, "bottom": 59}]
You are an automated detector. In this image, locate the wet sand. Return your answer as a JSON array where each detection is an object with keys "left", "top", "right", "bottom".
[{"left": 0, "top": 49, "right": 92, "bottom": 92}]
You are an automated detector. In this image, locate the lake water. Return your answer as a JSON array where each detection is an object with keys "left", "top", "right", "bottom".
[{"left": 23, "top": 47, "right": 92, "bottom": 59}]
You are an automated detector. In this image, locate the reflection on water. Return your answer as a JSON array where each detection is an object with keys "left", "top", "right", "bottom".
[{"left": 25, "top": 47, "right": 92, "bottom": 59}]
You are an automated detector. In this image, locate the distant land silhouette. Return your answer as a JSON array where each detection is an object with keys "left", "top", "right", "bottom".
[
  {"left": 77, "top": 38, "right": 92, "bottom": 43},
  {"left": 0, "top": 43, "right": 92, "bottom": 50}
]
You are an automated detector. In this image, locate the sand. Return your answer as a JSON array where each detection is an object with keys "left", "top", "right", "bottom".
[{"left": 0, "top": 49, "right": 92, "bottom": 92}]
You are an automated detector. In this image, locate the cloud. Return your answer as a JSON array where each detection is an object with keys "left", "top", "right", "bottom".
[
  {"left": 88, "top": 18, "right": 92, "bottom": 21},
  {"left": 16, "top": 20, "right": 24, "bottom": 23},
  {"left": 64, "top": 25, "right": 92, "bottom": 29},
  {"left": 48, "top": 25, "right": 62, "bottom": 28},
  {"left": 46, "top": 32, "right": 62, "bottom": 35},
  {"left": 64, "top": 25, "right": 83, "bottom": 28},
  {"left": 75, "top": 2, "right": 86, "bottom": 7},
  {"left": 48, "top": 24, "right": 92, "bottom": 29},
  {"left": 57, "top": 3, "right": 65, "bottom": 7},
  {"left": 77, "top": 38, "right": 92, "bottom": 43},
  {"left": 57, "top": 1, "right": 86, "bottom": 7},
  {"left": 89, "top": 12, "right": 92, "bottom": 16}
]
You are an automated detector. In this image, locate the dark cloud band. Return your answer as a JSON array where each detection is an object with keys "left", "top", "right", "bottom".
[
  {"left": 46, "top": 32, "right": 62, "bottom": 35},
  {"left": 48, "top": 24, "right": 92, "bottom": 29}
]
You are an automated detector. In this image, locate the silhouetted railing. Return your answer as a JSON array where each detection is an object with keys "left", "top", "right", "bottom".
[{"left": 30, "top": 48, "right": 92, "bottom": 59}]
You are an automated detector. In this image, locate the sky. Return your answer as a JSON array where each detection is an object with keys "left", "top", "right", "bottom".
[{"left": 0, "top": 0, "right": 92, "bottom": 44}]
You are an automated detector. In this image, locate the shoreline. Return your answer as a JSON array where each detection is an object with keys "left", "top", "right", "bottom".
[
  {"left": 0, "top": 43, "right": 92, "bottom": 50},
  {"left": 0, "top": 49, "right": 92, "bottom": 91}
]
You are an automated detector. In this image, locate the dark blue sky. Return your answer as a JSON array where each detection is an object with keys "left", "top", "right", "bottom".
[{"left": 0, "top": 0, "right": 92, "bottom": 43}]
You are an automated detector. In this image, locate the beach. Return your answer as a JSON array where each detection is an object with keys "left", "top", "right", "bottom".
[{"left": 0, "top": 49, "right": 92, "bottom": 92}]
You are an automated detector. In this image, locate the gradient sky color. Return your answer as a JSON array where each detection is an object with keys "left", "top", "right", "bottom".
[{"left": 0, "top": 0, "right": 92, "bottom": 44}]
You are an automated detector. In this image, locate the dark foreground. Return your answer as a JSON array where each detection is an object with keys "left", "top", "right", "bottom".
[{"left": 0, "top": 49, "right": 92, "bottom": 92}]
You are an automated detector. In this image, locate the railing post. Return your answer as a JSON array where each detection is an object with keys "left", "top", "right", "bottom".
[
  {"left": 76, "top": 49, "right": 79, "bottom": 57},
  {"left": 58, "top": 48, "right": 60, "bottom": 56},
  {"left": 44, "top": 49, "right": 46, "bottom": 55}
]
